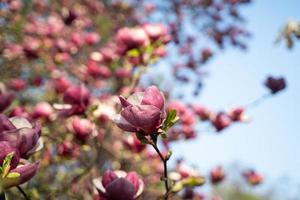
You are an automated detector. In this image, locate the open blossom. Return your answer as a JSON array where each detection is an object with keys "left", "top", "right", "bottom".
[
  {"left": 0, "top": 115, "right": 42, "bottom": 158},
  {"left": 114, "top": 86, "right": 165, "bottom": 135},
  {"left": 93, "top": 170, "right": 144, "bottom": 200},
  {"left": 265, "top": 76, "right": 286, "bottom": 94}
]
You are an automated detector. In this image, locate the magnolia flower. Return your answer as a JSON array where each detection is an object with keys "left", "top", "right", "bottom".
[
  {"left": 114, "top": 86, "right": 165, "bottom": 135},
  {"left": 193, "top": 105, "right": 212, "bottom": 120},
  {"left": 32, "top": 102, "right": 54, "bottom": 120},
  {"left": 211, "top": 112, "right": 231, "bottom": 132},
  {"left": 9, "top": 106, "right": 29, "bottom": 118},
  {"left": 86, "top": 60, "right": 112, "bottom": 79},
  {"left": 69, "top": 117, "right": 94, "bottom": 142},
  {"left": 93, "top": 170, "right": 144, "bottom": 200},
  {"left": 265, "top": 76, "right": 286, "bottom": 94},
  {"left": 0, "top": 84, "right": 15, "bottom": 113},
  {"left": 63, "top": 85, "right": 91, "bottom": 115},
  {"left": 52, "top": 76, "right": 71, "bottom": 94},
  {"left": 142, "top": 23, "right": 168, "bottom": 41},
  {"left": 243, "top": 170, "right": 263, "bottom": 186},
  {"left": 58, "top": 139, "right": 80, "bottom": 158},
  {"left": 201, "top": 47, "right": 213, "bottom": 63},
  {"left": 0, "top": 115, "right": 43, "bottom": 158},
  {"left": 0, "top": 154, "right": 39, "bottom": 189},
  {"left": 210, "top": 166, "right": 225, "bottom": 184},
  {"left": 116, "top": 27, "right": 150, "bottom": 54},
  {"left": 8, "top": 78, "right": 27, "bottom": 92},
  {"left": 228, "top": 107, "right": 246, "bottom": 122}
]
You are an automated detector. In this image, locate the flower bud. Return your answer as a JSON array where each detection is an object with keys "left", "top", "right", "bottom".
[
  {"left": 243, "top": 170, "right": 263, "bottom": 186},
  {"left": 114, "top": 86, "right": 165, "bottom": 135},
  {"left": 228, "top": 107, "right": 246, "bottom": 122},
  {"left": 211, "top": 112, "right": 231, "bottom": 132},
  {"left": 63, "top": 86, "right": 90, "bottom": 115},
  {"left": 9, "top": 106, "right": 29, "bottom": 119},
  {"left": 32, "top": 102, "right": 53, "bottom": 120},
  {"left": 70, "top": 117, "right": 94, "bottom": 142},
  {"left": 143, "top": 23, "right": 168, "bottom": 41},
  {"left": 4, "top": 162, "right": 39, "bottom": 189},
  {"left": 210, "top": 166, "right": 225, "bottom": 184},
  {"left": 86, "top": 60, "right": 112, "bottom": 79},
  {"left": 193, "top": 105, "right": 211, "bottom": 120},
  {"left": 58, "top": 139, "right": 79, "bottom": 158},
  {"left": 8, "top": 78, "right": 27, "bottom": 92},
  {"left": 93, "top": 170, "right": 144, "bottom": 200},
  {"left": 265, "top": 76, "right": 286, "bottom": 94},
  {"left": 52, "top": 76, "right": 71, "bottom": 94},
  {"left": 116, "top": 27, "right": 150, "bottom": 54}
]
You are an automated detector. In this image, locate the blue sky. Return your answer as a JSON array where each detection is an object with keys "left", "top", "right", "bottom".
[{"left": 167, "top": 0, "right": 300, "bottom": 183}]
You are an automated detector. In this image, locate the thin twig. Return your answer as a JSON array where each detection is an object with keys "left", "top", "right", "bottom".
[
  {"left": 0, "top": 192, "right": 6, "bottom": 200},
  {"left": 17, "top": 186, "right": 30, "bottom": 200},
  {"left": 150, "top": 143, "right": 170, "bottom": 200}
]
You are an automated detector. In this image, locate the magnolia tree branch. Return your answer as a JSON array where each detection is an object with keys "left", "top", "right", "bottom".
[
  {"left": 150, "top": 143, "right": 170, "bottom": 199},
  {"left": 0, "top": 192, "right": 5, "bottom": 200}
]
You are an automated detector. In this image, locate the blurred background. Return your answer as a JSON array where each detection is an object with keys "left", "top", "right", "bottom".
[
  {"left": 163, "top": 0, "right": 300, "bottom": 199},
  {"left": 1, "top": 0, "right": 300, "bottom": 199}
]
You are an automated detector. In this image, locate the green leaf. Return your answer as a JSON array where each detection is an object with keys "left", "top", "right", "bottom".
[
  {"left": 165, "top": 150, "right": 172, "bottom": 161},
  {"left": 136, "top": 132, "right": 149, "bottom": 145},
  {"left": 162, "top": 109, "right": 179, "bottom": 131},
  {"left": 2, "top": 152, "right": 14, "bottom": 169},
  {"left": 6, "top": 172, "right": 20, "bottom": 179},
  {"left": 2, "top": 153, "right": 14, "bottom": 178},
  {"left": 181, "top": 176, "right": 206, "bottom": 187},
  {"left": 172, "top": 182, "right": 183, "bottom": 193},
  {"left": 127, "top": 49, "right": 140, "bottom": 57},
  {"left": 166, "top": 109, "right": 177, "bottom": 124}
]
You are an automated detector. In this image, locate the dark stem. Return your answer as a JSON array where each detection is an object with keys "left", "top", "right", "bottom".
[
  {"left": 151, "top": 143, "right": 170, "bottom": 200},
  {"left": 0, "top": 192, "right": 6, "bottom": 200},
  {"left": 17, "top": 186, "right": 30, "bottom": 200},
  {"left": 244, "top": 93, "right": 271, "bottom": 109}
]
